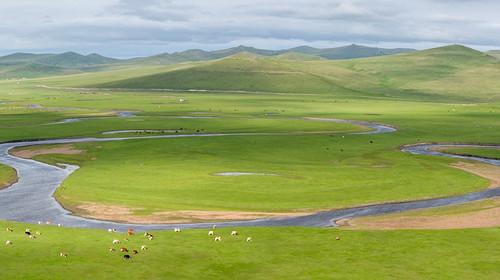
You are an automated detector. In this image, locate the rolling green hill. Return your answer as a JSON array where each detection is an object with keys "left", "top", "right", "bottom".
[
  {"left": 0, "top": 44, "right": 415, "bottom": 78},
  {"left": 486, "top": 50, "right": 500, "bottom": 59},
  {"left": 92, "top": 44, "right": 500, "bottom": 102},
  {"left": 0, "top": 63, "right": 82, "bottom": 79}
]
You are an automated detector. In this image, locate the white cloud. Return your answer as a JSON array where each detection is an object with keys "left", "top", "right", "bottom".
[{"left": 0, "top": 0, "right": 499, "bottom": 57}]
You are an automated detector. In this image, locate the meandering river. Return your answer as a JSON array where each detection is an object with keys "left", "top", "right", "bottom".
[{"left": 0, "top": 116, "right": 498, "bottom": 231}]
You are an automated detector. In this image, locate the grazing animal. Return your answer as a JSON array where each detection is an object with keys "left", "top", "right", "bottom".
[
  {"left": 208, "top": 231, "right": 214, "bottom": 235},
  {"left": 25, "top": 228, "right": 31, "bottom": 233},
  {"left": 133, "top": 250, "right": 138, "bottom": 254},
  {"left": 123, "top": 255, "right": 131, "bottom": 260},
  {"left": 212, "top": 225, "right": 216, "bottom": 229},
  {"left": 214, "top": 236, "right": 222, "bottom": 241},
  {"left": 60, "top": 252, "right": 67, "bottom": 257},
  {"left": 246, "top": 237, "right": 253, "bottom": 242},
  {"left": 174, "top": 228, "right": 181, "bottom": 232},
  {"left": 124, "top": 238, "right": 129, "bottom": 242},
  {"left": 46, "top": 221, "right": 52, "bottom": 225},
  {"left": 113, "top": 239, "right": 121, "bottom": 244},
  {"left": 231, "top": 231, "right": 238, "bottom": 236},
  {"left": 148, "top": 235, "right": 153, "bottom": 241},
  {"left": 120, "top": 248, "right": 129, "bottom": 252},
  {"left": 335, "top": 236, "right": 340, "bottom": 240},
  {"left": 141, "top": 245, "right": 147, "bottom": 250},
  {"left": 36, "top": 231, "right": 41, "bottom": 235},
  {"left": 109, "top": 247, "right": 115, "bottom": 252},
  {"left": 29, "top": 234, "right": 36, "bottom": 239},
  {"left": 6, "top": 240, "right": 12, "bottom": 245},
  {"left": 127, "top": 228, "right": 134, "bottom": 236},
  {"left": 6, "top": 227, "right": 12, "bottom": 232}
]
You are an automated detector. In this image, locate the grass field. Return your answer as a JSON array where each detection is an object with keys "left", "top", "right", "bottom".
[
  {"left": 1, "top": 220, "right": 499, "bottom": 280},
  {"left": 0, "top": 45, "right": 499, "bottom": 278}
]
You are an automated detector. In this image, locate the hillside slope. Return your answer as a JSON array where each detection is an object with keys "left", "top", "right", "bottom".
[{"left": 92, "top": 45, "right": 500, "bottom": 102}]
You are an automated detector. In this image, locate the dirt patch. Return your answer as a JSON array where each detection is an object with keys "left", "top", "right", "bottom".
[
  {"left": 10, "top": 144, "right": 86, "bottom": 159},
  {"left": 340, "top": 200, "right": 500, "bottom": 230},
  {"left": 71, "top": 201, "right": 312, "bottom": 224}
]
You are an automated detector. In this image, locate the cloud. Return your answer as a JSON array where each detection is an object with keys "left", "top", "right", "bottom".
[{"left": 0, "top": 0, "right": 499, "bottom": 57}]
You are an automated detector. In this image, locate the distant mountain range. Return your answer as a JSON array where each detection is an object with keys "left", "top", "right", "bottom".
[
  {"left": 0, "top": 51, "right": 119, "bottom": 68},
  {"left": 0, "top": 44, "right": 415, "bottom": 78},
  {"left": 1, "top": 44, "right": 499, "bottom": 79}
]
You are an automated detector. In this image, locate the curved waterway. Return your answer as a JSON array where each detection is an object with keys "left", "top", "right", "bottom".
[{"left": 0, "top": 118, "right": 498, "bottom": 231}]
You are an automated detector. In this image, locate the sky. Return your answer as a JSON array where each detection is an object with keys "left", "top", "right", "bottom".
[{"left": 1, "top": 0, "right": 500, "bottom": 58}]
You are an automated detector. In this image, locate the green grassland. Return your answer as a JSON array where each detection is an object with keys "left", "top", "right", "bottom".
[
  {"left": 84, "top": 45, "right": 500, "bottom": 102},
  {"left": 1, "top": 220, "right": 499, "bottom": 280},
  {"left": 0, "top": 44, "right": 499, "bottom": 278},
  {"left": 0, "top": 164, "right": 17, "bottom": 189}
]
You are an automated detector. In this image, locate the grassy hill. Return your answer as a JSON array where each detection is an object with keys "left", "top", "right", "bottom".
[
  {"left": 485, "top": 50, "right": 500, "bottom": 59},
  {"left": 94, "top": 54, "right": 366, "bottom": 95},
  {"left": 91, "top": 44, "right": 500, "bottom": 102},
  {"left": 0, "top": 63, "right": 82, "bottom": 79}
]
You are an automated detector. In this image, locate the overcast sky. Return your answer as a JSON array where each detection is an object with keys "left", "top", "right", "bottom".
[{"left": 1, "top": 0, "right": 499, "bottom": 58}]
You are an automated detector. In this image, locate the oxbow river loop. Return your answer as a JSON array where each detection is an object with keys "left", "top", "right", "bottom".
[{"left": 0, "top": 116, "right": 498, "bottom": 231}]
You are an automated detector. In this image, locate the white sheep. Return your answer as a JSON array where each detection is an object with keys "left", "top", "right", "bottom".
[{"left": 214, "top": 236, "right": 222, "bottom": 241}]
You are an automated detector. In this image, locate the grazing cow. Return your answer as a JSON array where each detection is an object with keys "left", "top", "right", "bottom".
[
  {"left": 113, "top": 239, "right": 121, "bottom": 244},
  {"left": 123, "top": 255, "right": 131, "bottom": 260},
  {"left": 208, "top": 231, "right": 214, "bottom": 235},
  {"left": 6, "top": 240, "right": 12, "bottom": 245},
  {"left": 46, "top": 221, "right": 52, "bottom": 225},
  {"left": 6, "top": 227, "right": 12, "bottom": 232},
  {"left": 120, "top": 248, "right": 129, "bottom": 252},
  {"left": 231, "top": 231, "right": 238, "bottom": 236},
  {"left": 214, "top": 236, "right": 222, "bottom": 241},
  {"left": 109, "top": 247, "right": 115, "bottom": 252},
  {"left": 174, "top": 228, "right": 181, "bottom": 232},
  {"left": 246, "top": 237, "right": 253, "bottom": 242},
  {"left": 127, "top": 229, "right": 134, "bottom": 236},
  {"left": 124, "top": 238, "right": 129, "bottom": 242},
  {"left": 60, "top": 252, "right": 67, "bottom": 257},
  {"left": 141, "top": 245, "right": 147, "bottom": 250},
  {"left": 212, "top": 224, "right": 216, "bottom": 229},
  {"left": 36, "top": 231, "right": 41, "bottom": 235},
  {"left": 132, "top": 250, "right": 138, "bottom": 254},
  {"left": 335, "top": 236, "right": 340, "bottom": 240},
  {"left": 148, "top": 235, "right": 153, "bottom": 241}
]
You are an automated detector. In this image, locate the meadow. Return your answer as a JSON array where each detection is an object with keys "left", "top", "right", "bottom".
[{"left": 0, "top": 45, "right": 499, "bottom": 278}]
